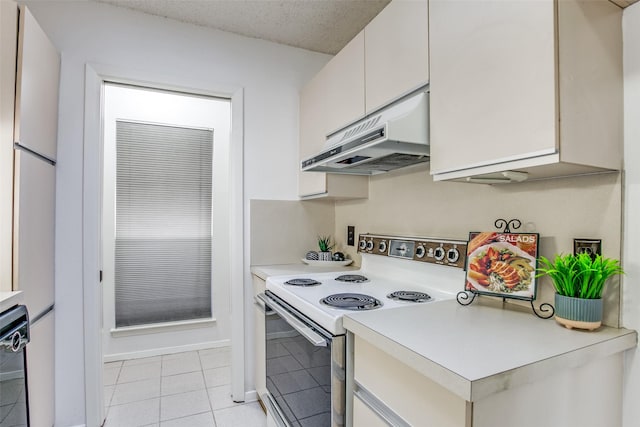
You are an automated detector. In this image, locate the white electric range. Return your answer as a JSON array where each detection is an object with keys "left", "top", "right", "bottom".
[
  {"left": 265, "top": 258, "right": 463, "bottom": 335},
  {"left": 265, "top": 234, "right": 468, "bottom": 335},
  {"left": 259, "top": 234, "right": 468, "bottom": 427}
]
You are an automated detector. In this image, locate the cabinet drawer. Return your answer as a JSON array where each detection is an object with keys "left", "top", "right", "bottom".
[
  {"left": 353, "top": 393, "right": 388, "bottom": 427},
  {"left": 353, "top": 336, "right": 468, "bottom": 427}
]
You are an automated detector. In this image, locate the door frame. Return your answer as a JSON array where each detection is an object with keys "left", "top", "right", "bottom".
[{"left": 82, "top": 63, "right": 245, "bottom": 426}]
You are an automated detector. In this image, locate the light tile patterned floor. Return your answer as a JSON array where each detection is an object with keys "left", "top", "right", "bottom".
[{"left": 103, "top": 348, "right": 266, "bottom": 427}]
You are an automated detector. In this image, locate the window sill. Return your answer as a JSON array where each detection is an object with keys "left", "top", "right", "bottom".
[{"left": 110, "top": 317, "right": 216, "bottom": 337}]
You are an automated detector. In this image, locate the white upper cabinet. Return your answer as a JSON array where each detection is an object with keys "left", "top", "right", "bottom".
[
  {"left": 429, "top": 0, "right": 622, "bottom": 183},
  {"left": 298, "top": 0, "right": 429, "bottom": 198},
  {"left": 14, "top": 5, "right": 60, "bottom": 161},
  {"left": 322, "top": 31, "right": 366, "bottom": 136},
  {"left": 365, "top": 0, "right": 429, "bottom": 114},
  {"left": 298, "top": 31, "right": 369, "bottom": 199}
]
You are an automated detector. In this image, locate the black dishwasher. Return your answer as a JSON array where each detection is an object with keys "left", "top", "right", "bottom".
[{"left": 0, "top": 305, "right": 30, "bottom": 427}]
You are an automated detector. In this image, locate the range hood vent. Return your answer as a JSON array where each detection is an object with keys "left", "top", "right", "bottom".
[{"left": 301, "top": 90, "right": 429, "bottom": 175}]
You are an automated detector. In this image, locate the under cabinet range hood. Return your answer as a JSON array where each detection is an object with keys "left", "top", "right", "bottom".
[{"left": 301, "top": 90, "right": 429, "bottom": 175}]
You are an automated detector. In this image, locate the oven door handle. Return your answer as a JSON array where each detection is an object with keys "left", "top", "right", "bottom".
[
  {"left": 257, "top": 293, "right": 328, "bottom": 347},
  {"left": 254, "top": 295, "right": 274, "bottom": 315}
]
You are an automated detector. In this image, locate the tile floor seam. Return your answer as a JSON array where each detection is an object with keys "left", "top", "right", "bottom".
[
  {"left": 108, "top": 395, "right": 159, "bottom": 408},
  {"left": 104, "top": 349, "right": 263, "bottom": 427},
  {"left": 200, "top": 368, "right": 216, "bottom": 415},
  {"left": 161, "top": 409, "right": 213, "bottom": 424},
  {"left": 157, "top": 385, "right": 162, "bottom": 427}
]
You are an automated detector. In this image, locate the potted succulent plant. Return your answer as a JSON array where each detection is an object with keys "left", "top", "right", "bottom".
[
  {"left": 537, "top": 252, "right": 624, "bottom": 330},
  {"left": 317, "top": 235, "right": 334, "bottom": 261}
]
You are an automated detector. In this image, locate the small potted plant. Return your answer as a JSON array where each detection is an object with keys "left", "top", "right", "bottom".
[
  {"left": 317, "top": 235, "right": 334, "bottom": 261},
  {"left": 537, "top": 252, "right": 624, "bottom": 330}
]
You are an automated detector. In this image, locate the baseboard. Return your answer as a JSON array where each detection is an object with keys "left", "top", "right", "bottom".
[
  {"left": 244, "top": 389, "right": 258, "bottom": 403},
  {"left": 103, "top": 339, "right": 230, "bottom": 362}
]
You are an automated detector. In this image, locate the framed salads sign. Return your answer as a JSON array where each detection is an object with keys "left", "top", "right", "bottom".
[{"left": 465, "top": 231, "right": 539, "bottom": 301}]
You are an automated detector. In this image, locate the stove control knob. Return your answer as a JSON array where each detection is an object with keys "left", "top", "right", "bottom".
[
  {"left": 434, "top": 246, "right": 445, "bottom": 261},
  {"left": 447, "top": 248, "right": 460, "bottom": 263},
  {"left": 378, "top": 241, "right": 387, "bottom": 253},
  {"left": 415, "top": 245, "right": 426, "bottom": 258},
  {"left": 366, "top": 240, "right": 374, "bottom": 251},
  {"left": 359, "top": 239, "right": 367, "bottom": 250}
]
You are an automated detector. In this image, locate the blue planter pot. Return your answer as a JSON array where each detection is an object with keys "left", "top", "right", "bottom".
[{"left": 554, "top": 294, "right": 603, "bottom": 331}]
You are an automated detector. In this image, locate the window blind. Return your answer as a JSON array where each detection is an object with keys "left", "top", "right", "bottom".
[{"left": 115, "top": 120, "right": 213, "bottom": 327}]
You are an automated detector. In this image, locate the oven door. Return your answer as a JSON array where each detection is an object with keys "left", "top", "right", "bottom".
[
  {"left": 0, "top": 305, "right": 30, "bottom": 427},
  {"left": 257, "top": 292, "right": 345, "bottom": 427}
]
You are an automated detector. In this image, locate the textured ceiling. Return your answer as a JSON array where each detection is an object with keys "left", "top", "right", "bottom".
[
  {"left": 94, "top": 0, "right": 637, "bottom": 54},
  {"left": 96, "top": 0, "right": 391, "bottom": 55}
]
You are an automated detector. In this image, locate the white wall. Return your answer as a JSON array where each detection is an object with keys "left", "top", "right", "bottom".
[
  {"left": 250, "top": 199, "right": 336, "bottom": 266},
  {"left": 335, "top": 167, "right": 623, "bottom": 326},
  {"left": 23, "top": 2, "right": 329, "bottom": 425},
  {"left": 622, "top": 4, "right": 640, "bottom": 426}
]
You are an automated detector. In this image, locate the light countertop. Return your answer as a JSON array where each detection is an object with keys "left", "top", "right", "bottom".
[
  {"left": 250, "top": 263, "right": 356, "bottom": 280},
  {"left": 0, "top": 291, "right": 23, "bottom": 314},
  {"left": 344, "top": 298, "right": 637, "bottom": 402}
]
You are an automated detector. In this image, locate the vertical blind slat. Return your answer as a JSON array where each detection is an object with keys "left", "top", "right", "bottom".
[{"left": 115, "top": 120, "right": 213, "bottom": 327}]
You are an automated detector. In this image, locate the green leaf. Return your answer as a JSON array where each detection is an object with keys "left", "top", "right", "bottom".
[
  {"left": 536, "top": 252, "right": 624, "bottom": 299},
  {"left": 317, "top": 235, "right": 334, "bottom": 252}
]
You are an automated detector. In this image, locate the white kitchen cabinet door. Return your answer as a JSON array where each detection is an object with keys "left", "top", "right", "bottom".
[
  {"left": 429, "top": 0, "right": 557, "bottom": 175},
  {"left": 429, "top": 0, "right": 621, "bottom": 182},
  {"left": 322, "top": 31, "right": 365, "bottom": 135},
  {"left": 14, "top": 5, "right": 60, "bottom": 161},
  {"left": 13, "top": 150, "right": 55, "bottom": 317},
  {"left": 364, "top": 0, "right": 429, "bottom": 114},
  {"left": 298, "top": 67, "right": 331, "bottom": 198},
  {"left": 298, "top": 31, "right": 368, "bottom": 199},
  {"left": 0, "top": 1, "right": 18, "bottom": 291},
  {"left": 27, "top": 309, "right": 55, "bottom": 427}
]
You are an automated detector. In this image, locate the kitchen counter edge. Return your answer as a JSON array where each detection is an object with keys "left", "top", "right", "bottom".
[
  {"left": 0, "top": 291, "right": 23, "bottom": 313},
  {"left": 343, "top": 299, "right": 638, "bottom": 402}
]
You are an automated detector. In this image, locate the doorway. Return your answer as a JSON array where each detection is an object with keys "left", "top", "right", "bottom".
[
  {"left": 82, "top": 64, "right": 245, "bottom": 427},
  {"left": 101, "top": 83, "right": 231, "bottom": 361}
]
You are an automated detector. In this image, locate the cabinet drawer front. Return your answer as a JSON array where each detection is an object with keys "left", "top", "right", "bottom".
[
  {"left": 354, "top": 336, "right": 467, "bottom": 427},
  {"left": 353, "top": 393, "right": 390, "bottom": 427}
]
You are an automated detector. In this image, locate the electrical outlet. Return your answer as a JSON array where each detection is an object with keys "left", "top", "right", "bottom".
[
  {"left": 347, "top": 226, "right": 355, "bottom": 246},
  {"left": 574, "top": 239, "right": 602, "bottom": 258}
]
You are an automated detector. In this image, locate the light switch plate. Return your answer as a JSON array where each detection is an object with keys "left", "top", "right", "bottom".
[{"left": 573, "top": 239, "right": 602, "bottom": 258}]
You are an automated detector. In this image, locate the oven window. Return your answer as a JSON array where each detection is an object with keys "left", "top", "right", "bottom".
[
  {"left": 0, "top": 349, "right": 28, "bottom": 427},
  {"left": 265, "top": 308, "right": 332, "bottom": 426}
]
